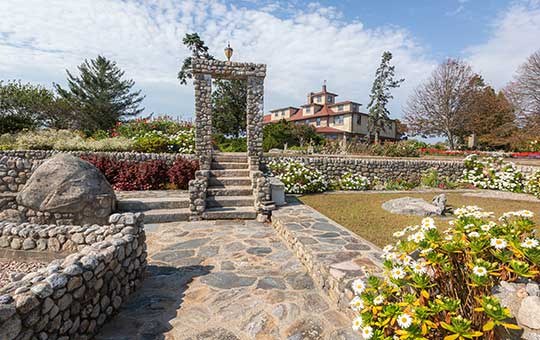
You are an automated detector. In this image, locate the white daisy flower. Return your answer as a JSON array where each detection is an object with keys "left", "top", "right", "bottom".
[
  {"left": 468, "top": 232, "right": 480, "bottom": 238},
  {"left": 352, "top": 316, "right": 363, "bottom": 331},
  {"left": 521, "top": 238, "right": 539, "bottom": 249},
  {"left": 373, "top": 295, "right": 384, "bottom": 305},
  {"left": 490, "top": 238, "right": 507, "bottom": 249},
  {"left": 412, "top": 261, "right": 427, "bottom": 274},
  {"left": 444, "top": 234, "right": 453, "bottom": 241},
  {"left": 352, "top": 279, "right": 366, "bottom": 295},
  {"left": 473, "top": 266, "right": 487, "bottom": 277},
  {"left": 480, "top": 224, "right": 491, "bottom": 232},
  {"left": 350, "top": 296, "right": 364, "bottom": 311},
  {"left": 383, "top": 245, "right": 394, "bottom": 253},
  {"left": 411, "top": 231, "right": 425, "bottom": 243},
  {"left": 391, "top": 267, "right": 406, "bottom": 280},
  {"left": 420, "top": 248, "right": 433, "bottom": 255},
  {"left": 393, "top": 231, "right": 405, "bottom": 238},
  {"left": 402, "top": 256, "right": 413, "bottom": 266},
  {"left": 397, "top": 314, "right": 413, "bottom": 328},
  {"left": 362, "top": 326, "right": 373, "bottom": 339}
]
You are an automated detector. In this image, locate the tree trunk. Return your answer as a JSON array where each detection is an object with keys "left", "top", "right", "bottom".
[{"left": 374, "top": 131, "right": 380, "bottom": 144}]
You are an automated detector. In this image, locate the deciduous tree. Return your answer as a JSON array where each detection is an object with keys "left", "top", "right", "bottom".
[
  {"left": 404, "top": 59, "right": 475, "bottom": 150},
  {"left": 367, "top": 51, "right": 404, "bottom": 143}
]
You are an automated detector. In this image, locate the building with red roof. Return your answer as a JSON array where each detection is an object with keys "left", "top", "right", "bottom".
[{"left": 263, "top": 84, "right": 398, "bottom": 141}]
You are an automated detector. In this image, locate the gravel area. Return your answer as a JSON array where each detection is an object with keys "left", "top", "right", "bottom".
[
  {"left": 463, "top": 190, "right": 540, "bottom": 202},
  {"left": 0, "top": 259, "right": 47, "bottom": 288}
]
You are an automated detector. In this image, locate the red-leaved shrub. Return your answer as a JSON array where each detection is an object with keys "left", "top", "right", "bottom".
[
  {"left": 168, "top": 158, "right": 199, "bottom": 189},
  {"left": 80, "top": 155, "right": 198, "bottom": 191}
]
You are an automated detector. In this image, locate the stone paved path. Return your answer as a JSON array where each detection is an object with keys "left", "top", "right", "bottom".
[{"left": 96, "top": 220, "right": 359, "bottom": 340}]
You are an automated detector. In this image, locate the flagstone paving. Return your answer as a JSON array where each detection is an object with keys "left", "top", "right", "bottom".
[{"left": 96, "top": 220, "right": 360, "bottom": 340}]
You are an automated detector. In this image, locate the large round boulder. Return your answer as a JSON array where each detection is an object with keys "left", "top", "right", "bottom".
[{"left": 17, "top": 154, "right": 116, "bottom": 224}]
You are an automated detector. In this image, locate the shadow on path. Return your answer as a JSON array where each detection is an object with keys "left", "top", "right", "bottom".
[{"left": 96, "top": 264, "right": 213, "bottom": 340}]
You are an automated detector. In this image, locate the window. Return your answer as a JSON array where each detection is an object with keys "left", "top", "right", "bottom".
[
  {"left": 337, "top": 104, "right": 344, "bottom": 111},
  {"left": 333, "top": 115, "right": 344, "bottom": 125},
  {"left": 315, "top": 96, "right": 321, "bottom": 103},
  {"left": 327, "top": 96, "right": 333, "bottom": 103},
  {"left": 305, "top": 107, "right": 311, "bottom": 113},
  {"left": 357, "top": 115, "right": 362, "bottom": 125},
  {"left": 274, "top": 112, "right": 278, "bottom": 117},
  {"left": 316, "top": 118, "right": 321, "bottom": 126},
  {"left": 281, "top": 111, "right": 285, "bottom": 116}
]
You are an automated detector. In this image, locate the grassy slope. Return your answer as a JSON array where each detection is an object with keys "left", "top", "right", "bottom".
[{"left": 300, "top": 192, "right": 540, "bottom": 248}]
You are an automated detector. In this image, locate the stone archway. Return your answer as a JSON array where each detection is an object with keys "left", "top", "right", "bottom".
[{"left": 188, "top": 58, "right": 269, "bottom": 220}]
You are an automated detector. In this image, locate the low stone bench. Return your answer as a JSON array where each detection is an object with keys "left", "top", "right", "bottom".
[
  {"left": 269, "top": 177, "right": 286, "bottom": 206},
  {"left": 271, "top": 197, "right": 383, "bottom": 317}
]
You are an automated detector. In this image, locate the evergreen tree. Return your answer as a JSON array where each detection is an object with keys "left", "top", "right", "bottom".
[
  {"left": 179, "top": 33, "right": 247, "bottom": 137},
  {"left": 55, "top": 55, "right": 145, "bottom": 132},
  {"left": 367, "top": 51, "right": 404, "bottom": 143}
]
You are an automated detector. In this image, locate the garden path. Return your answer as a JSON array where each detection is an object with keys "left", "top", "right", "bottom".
[{"left": 95, "top": 220, "right": 359, "bottom": 340}]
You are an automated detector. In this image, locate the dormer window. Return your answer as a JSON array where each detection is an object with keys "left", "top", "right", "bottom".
[
  {"left": 327, "top": 96, "right": 334, "bottom": 103},
  {"left": 315, "top": 96, "right": 321, "bottom": 103},
  {"left": 337, "top": 104, "right": 344, "bottom": 111},
  {"left": 305, "top": 107, "right": 311, "bottom": 113}
]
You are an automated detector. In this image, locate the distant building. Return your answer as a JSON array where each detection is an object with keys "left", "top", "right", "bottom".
[{"left": 263, "top": 84, "right": 398, "bottom": 141}]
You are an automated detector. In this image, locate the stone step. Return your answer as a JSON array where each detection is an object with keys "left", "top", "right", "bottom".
[
  {"left": 205, "top": 195, "right": 255, "bottom": 208},
  {"left": 141, "top": 208, "right": 191, "bottom": 224},
  {"left": 212, "top": 154, "right": 248, "bottom": 163},
  {"left": 209, "top": 169, "right": 250, "bottom": 177},
  {"left": 117, "top": 197, "right": 189, "bottom": 212},
  {"left": 211, "top": 162, "right": 249, "bottom": 170},
  {"left": 208, "top": 177, "right": 252, "bottom": 187},
  {"left": 202, "top": 206, "right": 256, "bottom": 220},
  {"left": 207, "top": 186, "right": 253, "bottom": 196}
]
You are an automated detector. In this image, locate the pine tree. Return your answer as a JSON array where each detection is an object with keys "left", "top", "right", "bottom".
[
  {"left": 367, "top": 51, "right": 404, "bottom": 143},
  {"left": 55, "top": 55, "right": 145, "bottom": 132}
]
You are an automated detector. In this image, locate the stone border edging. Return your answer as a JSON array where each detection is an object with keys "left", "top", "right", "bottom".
[{"left": 270, "top": 198, "right": 383, "bottom": 317}]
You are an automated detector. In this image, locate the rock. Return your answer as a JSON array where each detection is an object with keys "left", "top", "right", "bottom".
[
  {"left": 431, "top": 194, "right": 447, "bottom": 214},
  {"left": 0, "top": 209, "right": 24, "bottom": 223},
  {"left": 256, "top": 277, "right": 287, "bottom": 290},
  {"left": 16, "top": 154, "right": 116, "bottom": 224},
  {"left": 0, "top": 315, "right": 21, "bottom": 340},
  {"left": 382, "top": 197, "right": 443, "bottom": 216},
  {"left": 200, "top": 272, "right": 256, "bottom": 289},
  {"left": 246, "top": 247, "right": 273, "bottom": 256},
  {"left": 194, "top": 327, "right": 239, "bottom": 340},
  {"left": 527, "top": 282, "right": 540, "bottom": 297},
  {"left": 30, "top": 282, "right": 53, "bottom": 298},
  {"left": 518, "top": 296, "right": 540, "bottom": 329}
]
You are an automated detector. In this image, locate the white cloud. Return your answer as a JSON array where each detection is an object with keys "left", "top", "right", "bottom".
[
  {"left": 0, "top": 0, "right": 436, "bottom": 119},
  {"left": 466, "top": 1, "right": 540, "bottom": 89}
]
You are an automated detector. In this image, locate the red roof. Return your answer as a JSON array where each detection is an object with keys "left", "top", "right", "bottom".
[
  {"left": 288, "top": 105, "right": 349, "bottom": 121},
  {"left": 315, "top": 126, "right": 344, "bottom": 133}
]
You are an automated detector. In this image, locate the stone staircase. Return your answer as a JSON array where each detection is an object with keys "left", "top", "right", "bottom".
[
  {"left": 116, "top": 191, "right": 191, "bottom": 224},
  {"left": 203, "top": 153, "right": 256, "bottom": 220}
]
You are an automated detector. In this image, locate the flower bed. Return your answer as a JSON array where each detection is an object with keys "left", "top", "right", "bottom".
[
  {"left": 510, "top": 151, "right": 540, "bottom": 159},
  {"left": 267, "top": 159, "right": 328, "bottom": 194},
  {"left": 349, "top": 208, "right": 540, "bottom": 339},
  {"left": 462, "top": 154, "right": 540, "bottom": 198}
]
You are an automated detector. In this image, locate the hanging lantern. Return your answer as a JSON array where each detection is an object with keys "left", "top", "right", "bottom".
[{"left": 224, "top": 42, "right": 233, "bottom": 61}]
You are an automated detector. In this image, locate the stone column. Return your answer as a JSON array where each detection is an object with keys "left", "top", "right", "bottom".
[
  {"left": 246, "top": 76, "right": 264, "bottom": 170},
  {"left": 194, "top": 73, "right": 213, "bottom": 170}
]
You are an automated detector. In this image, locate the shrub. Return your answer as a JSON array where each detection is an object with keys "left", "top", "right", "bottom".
[
  {"left": 463, "top": 155, "right": 525, "bottom": 192},
  {"left": 167, "top": 158, "right": 198, "bottom": 189},
  {"left": 168, "top": 129, "right": 195, "bottom": 153},
  {"left": 268, "top": 159, "right": 328, "bottom": 194},
  {"left": 214, "top": 135, "right": 247, "bottom": 152},
  {"left": 133, "top": 131, "right": 169, "bottom": 153},
  {"left": 350, "top": 208, "right": 538, "bottom": 339},
  {"left": 384, "top": 178, "right": 419, "bottom": 190},
  {"left": 421, "top": 168, "right": 458, "bottom": 189},
  {"left": 0, "top": 133, "right": 15, "bottom": 150},
  {"left": 332, "top": 172, "right": 370, "bottom": 190},
  {"left": 15, "top": 129, "right": 85, "bottom": 150},
  {"left": 526, "top": 171, "right": 540, "bottom": 198},
  {"left": 81, "top": 155, "right": 197, "bottom": 191}
]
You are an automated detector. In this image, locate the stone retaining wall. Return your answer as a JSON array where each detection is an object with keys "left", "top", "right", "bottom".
[
  {"left": 0, "top": 212, "right": 147, "bottom": 340},
  {"left": 270, "top": 199, "right": 384, "bottom": 317},
  {"left": 264, "top": 155, "right": 466, "bottom": 182},
  {"left": 0, "top": 151, "right": 196, "bottom": 194}
]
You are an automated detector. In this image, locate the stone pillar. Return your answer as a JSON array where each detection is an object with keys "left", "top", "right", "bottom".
[
  {"left": 194, "top": 73, "right": 213, "bottom": 170},
  {"left": 246, "top": 76, "right": 264, "bottom": 170}
]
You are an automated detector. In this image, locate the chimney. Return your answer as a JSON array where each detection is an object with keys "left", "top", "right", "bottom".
[
  {"left": 322, "top": 80, "right": 327, "bottom": 93},
  {"left": 307, "top": 92, "right": 313, "bottom": 104}
]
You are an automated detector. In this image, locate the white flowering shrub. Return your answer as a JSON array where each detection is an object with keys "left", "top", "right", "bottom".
[
  {"left": 332, "top": 172, "right": 370, "bottom": 191},
  {"left": 462, "top": 154, "right": 525, "bottom": 192},
  {"left": 168, "top": 128, "right": 195, "bottom": 153},
  {"left": 350, "top": 208, "right": 539, "bottom": 339},
  {"left": 526, "top": 171, "right": 540, "bottom": 199},
  {"left": 268, "top": 159, "right": 328, "bottom": 194}
]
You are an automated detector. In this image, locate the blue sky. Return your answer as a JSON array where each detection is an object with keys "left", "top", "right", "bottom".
[{"left": 1, "top": 0, "right": 540, "bottom": 123}]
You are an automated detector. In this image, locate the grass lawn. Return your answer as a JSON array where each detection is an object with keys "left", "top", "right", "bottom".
[{"left": 299, "top": 191, "right": 540, "bottom": 248}]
